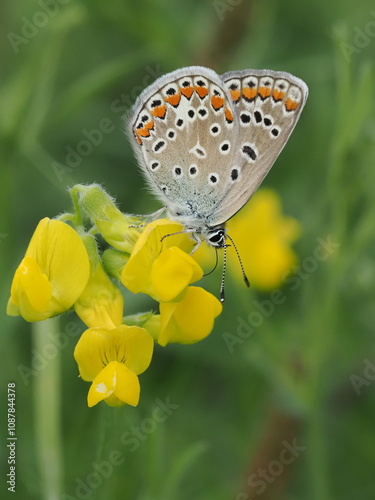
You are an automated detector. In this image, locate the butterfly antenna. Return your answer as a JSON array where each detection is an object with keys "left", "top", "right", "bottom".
[
  {"left": 204, "top": 247, "right": 219, "bottom": 277},
  {"left": 226, "top": 233, "right": 251, "bottom": 288},
  {"left": 220, "top": 243, "right": 227, "bottom": 302}
]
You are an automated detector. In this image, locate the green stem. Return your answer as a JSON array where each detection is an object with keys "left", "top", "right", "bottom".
[
  {"left": 307, "top": 405, "right": 331, "bottom": 500},
  {"left": 32, "top": 317, "right": 63, "bottom": 500}
]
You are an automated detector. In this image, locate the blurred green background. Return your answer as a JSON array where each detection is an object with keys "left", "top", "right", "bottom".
[{"left": 1, "top": 0, "right": 375, "bottom": 499}]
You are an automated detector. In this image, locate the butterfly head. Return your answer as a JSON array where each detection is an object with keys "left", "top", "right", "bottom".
[
  {"left": 206, "top": 227, "right": 226, "bottom": 248},
  {"left": 204, "top": 225, "right": 251, "bottom": 302}
]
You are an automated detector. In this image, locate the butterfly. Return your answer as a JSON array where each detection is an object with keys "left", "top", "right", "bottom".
[{"left": 127, "top": 66, "right": 308, "bottom": 298}]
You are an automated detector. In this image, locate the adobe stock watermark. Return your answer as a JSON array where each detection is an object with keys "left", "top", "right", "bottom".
[
  {"left": 52, "top": 64, "right": 163, "bottom": 183},
  {"left": 120, "top": 397, "right": 180, "bottom": 452},
  {"left": 7, "top": 0, "right": 72, "bottom": 54},
  {"left": 61, "top": 449, "right": 125, "bottom": 500},
  {"left": 223, "top": 235, "right": 340, "bottom": 353},
  {"left": 236, "top": 438, "right": 306, "bottom": 499},
  {"left": 340, "top": 10, "right": 375, "bottom": 63},
  {"left": 17, "top": 320, "right": 81, "bottom": 385},
  {"left": 213, "top": 0, "right": 243, "bottom": 21},
  {"left": 350, "top": 358, "right": 375, "bottom": 395},
  {"left": 61, "top": 397, "right": 179, "bottom": 499}
]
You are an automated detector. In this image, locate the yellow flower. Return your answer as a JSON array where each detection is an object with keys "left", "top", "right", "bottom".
[
  {"left": 7, "top": 218, "right": 90, "bottom": 322},
  {"left": 226, "top": 189, "right": 300, "bottom": 290},
  {"left": 121, "top": 219, "right": 201, "bottom": 301},
  {"left": 74, "top": 325, "right": 154, "bottom": 407},
  {"left": 74, "top": 261, "right": 124, "bottom": 330},
  {"left": 158, "top": 287, "right": 222, "bottom": 346}
]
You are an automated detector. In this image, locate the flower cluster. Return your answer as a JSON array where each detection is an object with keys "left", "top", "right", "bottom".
[
  {"left": 7, "top": 185, "right": 222, "bottom": 407},
  {"left": 7, "top": 184, "right": 300, "bottom": 408}
]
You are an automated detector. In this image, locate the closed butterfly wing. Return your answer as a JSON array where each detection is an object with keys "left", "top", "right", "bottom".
[
  {"left": 207, "top": 69, "right": 308, "bottom": 226},
  {"left": 127, "top": 66, "right": 239, "bottom": 223}
]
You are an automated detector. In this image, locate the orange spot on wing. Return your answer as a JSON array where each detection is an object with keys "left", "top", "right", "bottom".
[
  {"left": 258, "top": 86, "right": 271, "bottom": 99},
  {"left": 285, "top": 98, "right": 299, "bottom": 111},
  {"left": 136, "top": 135, "right": 143, "bottom": 145},
  {"left": 181, "top": 86, "right": 194, "bottom": 99},
  {"left": 136, "top": 128, "right": 149, "bottom": 138},
  {"left": 242, "top": 87, "right": 257, "bottom": 101},
  {"left": 272, "top": 89, "right": 285, "bottom": 101},
  {"left": 165, "top": 93, "right": 181, "bottom": 107},
  {"left": 195, "top": 86, "right": 209, "bottom": 99},
  {"left": 230, "top": 89, "right": 241, "bottom": 102},
  {"left": 225, "top": 108, "right": 234, "bottom": 123},
  {"left": 135, "top": 120, "right": 154, "bottom": 138},
  {"left": 211, "top": 95, "right": 224, "bottom": 110},
  {"left": 151, "top": 104, "right": 167, "bottom": 119}
]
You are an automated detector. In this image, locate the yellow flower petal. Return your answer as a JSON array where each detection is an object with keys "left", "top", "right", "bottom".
[
  {"left": 151, "top": 247, "right": 203, "bottom": 302},
  {"left": 118, "top": 324, "right": 154, "bottom": 375},
  {"left": 8, "top": 256, "right": 52, "bottom": 320},
  {"left": 74, "top": 327, "right": 110, "bottom": 381},
  {"left": 26, "top": 218, "right": 91, "bottom": 307},
  {"left": 121, "top": 219, "right": 195, "bottom": 300},
  {"left": 74, "top": 262, "right": 123, "bottom": 330},
  {"left": 74, "top": 325, "right": 154, "bottom": 381},
  {"left": 87, "top": 361, "right": 140, "bottom": 407},
  {"left": 6, "top": 297, "right": 19, "bottom": 317},
  {"left": 158, "top": 287, "right": 222, "bottom": 346},
  {"left": 8, "top": 218, "right": 90, "bottom": 321}
]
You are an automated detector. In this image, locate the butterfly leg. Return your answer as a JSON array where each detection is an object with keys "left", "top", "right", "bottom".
[
  {"left": 129, "top": 207, "right": 166, "bottom": 228},
  {"left": 159, "top": 228, "right": 200, "bottom": 250},
  {"left": 190, "top": 233, "right": 202, "bottom": 254}
]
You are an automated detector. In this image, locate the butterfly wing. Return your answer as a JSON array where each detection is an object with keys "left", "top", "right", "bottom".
[
  {"left": 207, "top": 69, "right": 308, "bottom": 226},
  {"left": 127, "top": 66, "right": 238, "bottom": 222}
]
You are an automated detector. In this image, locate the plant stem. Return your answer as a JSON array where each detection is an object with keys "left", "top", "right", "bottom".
[{"left": 32, "top": 317, "right": 63, "bottom": 500}]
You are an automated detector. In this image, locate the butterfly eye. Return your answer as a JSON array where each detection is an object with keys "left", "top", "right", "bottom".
[{"left": 208, "top": 229, "right": 225, "bottom": 247}]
